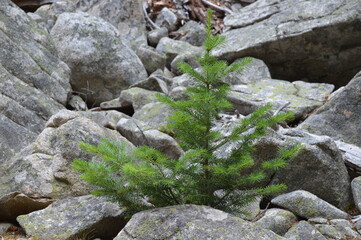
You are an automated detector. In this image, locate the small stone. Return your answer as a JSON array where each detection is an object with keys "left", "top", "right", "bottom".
[
  {"left": 136, "top": 46, "right": 166, "bottom": 75},
  {"left": 148, "top": 27, "right": 168, "bottom": 47},
  {"left": 256, "top": 208, "right": 297, "bottom": 235},
  {"left": 308, "top": 218, "right": 328, "bottom": 224},
  {"left": 284, "top": 221, "right": 327, "bottom": 240},
  {"left": 155, "top": 7, "right": 178, "bottom": 31}
]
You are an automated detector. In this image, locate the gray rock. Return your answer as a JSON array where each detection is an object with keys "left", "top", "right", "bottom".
[
  {"left": 309, "top": 218, "right": 329, "bottom": 225},
  {"left": 215, "top": 0, "right": 361, "bottom": 87},
  {"left": 0, "top": 115, "right": 133, "bottom": 199},
  {"left": 256, "top": 208, "right": 297, "bottom": 235},
  {"left": 0, "top": 0, "right": 71, "bottom": 161},
  {"left": 68, "top": 95, "right": 87, "bottom": 111},
  {"left": 17, "top": 195, "right": 126, "bottom": 240},
  {"left": 177, "top": 20, "right": 206, "bottom": 47},
  {"left": 117, "top": 118, "right": 183, "bottom": 159},
  {"left": 51, "top": 12, "right": 147, "bottom": 106},
  {"left": 0, "top": 223, "right": 13, "bottom": 235},
  {"left": 133, "top": 102, "right": 173, "bottom": 131},
  {"left": 119, "top": 87, "right": 163, "bottom": 112},
  {"left": 148, "top": 27, "right": 168, "bottom": 47},
  {"left": 155, "top": 7, "right": 178, "bottom": 31},
  {"left": 114, "top": 205, "right": 287, "bottom": 240},
  {"left": 171, "top": 53, "right": 201, "bottom": 75},
  {"left": 285, "top": 221, "right": 327, "bottom": 240},
  {"left": 100, "top": 98, "right": 122, "bottom": 110},
  {"left": 352, "top": 177, "right": 361, "bottom": 212},
  {"left": 336, "top": 140, "right": 361, "bottom": 176},
  {"left": 228, "top": 79, "right": 334, "bottom": 118},
  {"left": 271, "top": 190, "right": 349, "bottom": 219},
  {"left": 300, "top": 72, "right": 361, "bottom": 148},
  {"left": 315, "top": 224, "right": 344, "bottom": 239},
  {"left": 73, "top": 0, "right": 147, "bottom": 47},
  {"left": 131, "top": 75, "right": 169, "bottom": 95},
  {"left": 0, "top": 192, "right": 54, "bottom": 222},
  {"left": 156, "top": 37, "right": 203, "bottom": 67},
  {"left": 136, "top": 46, "right": 166, "bottom": 75}
]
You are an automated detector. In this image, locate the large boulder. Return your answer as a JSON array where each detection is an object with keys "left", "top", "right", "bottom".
[
  {"left": 214, "top": 0, "right": 361, "bottom": 87},
  {"left": 299, "top": 72, "right": 361, "bottom": 148},
  {"left": 114, "top": 205, "right": 287, "bottom": 240},
  {"left": 51, "top": 12, "right": 147, "bottom": 105},
  {"left": 17, "top": 195, "right": 127, "bottom": 240},
  {"left": 0, "top": 0, "right": 71, "bottom": 161},
  {"left": 0, "top": 113, "right": 133, "bottom": 199}
]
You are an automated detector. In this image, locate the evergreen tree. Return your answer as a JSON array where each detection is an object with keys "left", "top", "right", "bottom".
[{"left": 72, "top": 10, "right": 301, "bottom": 215}]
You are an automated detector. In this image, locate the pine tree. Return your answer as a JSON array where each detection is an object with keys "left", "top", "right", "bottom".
[{"left": 72, "top": 10, "right": 301, "bottom": 215}]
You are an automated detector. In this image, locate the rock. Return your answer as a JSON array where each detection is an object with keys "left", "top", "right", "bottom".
[
  {"left": 133, "top": 102, "right": 173, "bottom": 131},
  {"left": 308, "top": 218, "right": 329, "bottom": 225},
  {"left": 256, "top": 208, "right": 297, "bottom": 235},
  {"left": 0, "top": 0, "right": 71, "bottom": 161},
  {"left": 177, "top": 20, "right": 206, "bottom": 47},
  {"left": 285, "top": 220, "right": 327, "bottom": 240},
  {"left": 50, "top": 12, "right": 147, "bottom": 106},
  {"left": 329, "top": 219, "right": 361, "bottom": 239},
  {"left": 0, "top": 115, "right": 133, "bottom": 199},
  {"left": 0, "top": 223, "right": 13, "bottom": 235},
  {"left": 73, "top": 0, "right": 147, "bottom": 47},
  {"left": 314, "top": 224, "right": 344, "bottom": 239},
  {"left": 300, "top": 72, "right": 361, "bottom": 148},
  {"left": 156, "top": 37, "right": 203, "bottom": 67},
  {"left": 0, "top": 192, "right": 53, "bottom": 222},
  {"left": 131, "top": 75, "right": 169, "bottom": 95},
  {"left": 171, "top": 53, "right": 200, "bottom": 75},
  {"left": 68, "top": 95, "right": 87, "bottom": 111},
  {"left": 155, "top": 7, "right": 178, "bottom": 31},
  {"left": 236, "top": 196, "right": 262, "bottom": 221},
  {"left": 271, "top": 190, "right": 349, "bottom": 219},
  {"left": 335, "top": 140, "right": 361, "bottom": 176},
  {"left": 117, "top": 118, "right": 183, "bottom": 159},
  {"left": 136, "top": 46, "right": 166, "bottom": 75},
  {"left": 352, "top": 177, "right": 361, "bottom": 212},
  {"left": 228, "top": 79, "right": 334, "bottom": 118},
  {"left": 114, "top": 205, "right": 287, "bottom": 240},
  {"left": 148, "top": 27, "right": 168, "bottom": 47},
  {"left": 100, "top": 98, "right": 122, "bottom": 111},
  {"left": 17, "top": 195, "right": 127, "bottom": 240},
  {"left": 119, "top": 87, "right": 163, "bottom": 112},
  {"left": 215, "top": 0, "right": 361, "bottom": 87}
]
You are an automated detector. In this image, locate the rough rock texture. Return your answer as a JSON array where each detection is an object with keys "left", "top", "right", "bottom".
[
  {"left": 0, "top": 0, "right": 71, "bottom": 161},
  {"left": 299, "top": 72, "right": 361, "bottom": 147},
  {"left": 17, "top": 195, "right": 127, "bottom": 240},
  {"left": 148, "top": 27, "right": 168, "bottom": 47},
  {"left": 114, "top": 205, "right": 287, "bottom": 240},
  {"left": 335, "top": 140, "right": 361, "bottom": 176},
  {"left": 136, "top": 46, "right": 166, "bottom": 75},
  {"left": 119, "top": 87, "right": 163, "bottom": 112},
  {"left": 0, "top": 192, "right": 53, "bottom": 222},
  {"left": 0, "top": 114, "right": 133, "bottom": 199},
  {"left": 285, "top": 220, "right": 327, "bottom": 240},
  {"left": 133, "top": 102, "right": 173, "bottom": 131},
  {"left": 131, "top": 75, "right": 169, "bottom": 95},
  {"left": 177, "top": 20, "right": 206, "bottom": 47},
  {"left": 51, "top": 12, "right": 147, "bottom": 105},
  {"left": 352, "top": 177, "right": 361, "bottom": 212},
  {"left": 155, "top": 7, "right": 178, "bottom": 31},
  {"left": 117, "top": 118, "right": 183, "bottom": 159},
  {"left": 255, "top": 208, "right": 297, "bottom": 235},
  {"left": 271, "top": 190, "right": 349, "bottom": 219},
  {"left": 215, "top": 0, "right": 361, "bottom": 87},
  {"left": 73, "top": 0, "right": 147, "bottom": 47}
]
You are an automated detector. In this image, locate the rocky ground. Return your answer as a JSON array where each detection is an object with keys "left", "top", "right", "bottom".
[{"left": 1, "top": 0, "right": 361, "bottom": 239}]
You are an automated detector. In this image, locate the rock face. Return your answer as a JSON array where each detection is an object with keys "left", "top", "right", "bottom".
[
  {"left": 114, "top": 205, "right": 287, "bottom": 240},
  {"left": 285, "top": 220, "right": 327, "bottom": 240},
  {"left": 0, "top": 113, "right": 133, "bottom": 199},
  {"left": 299, "top": 72, "right": 361, "bottom": 147},
  {"left": 50, "top": 12, "right": 147, "bottom": 105},
  {"left": 214, "top": 0, "right": 361, "bottom": 87},
  {"left": 73, "top": 0, "right": 147, "bottom": 47},
  {"left": 0, "top": 0, "right": 71, "bottom": 161},
  {"left": 17, "top": 195, "right": 127, "bottom": 240},
  {"left": 271, "top": 190, "right": 349, "bottom": 219},
  {"left": 255, "top": 208, "right": 297, "bottom": 235}
]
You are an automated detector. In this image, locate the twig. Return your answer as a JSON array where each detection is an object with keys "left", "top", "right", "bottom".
[
  {"left": 251, "top": 202, "right": 270, "bottom": 222},
  {"left": 272, "top": 102, "right": 290, "bottom": 116},
  {"left": 143, "top": 3, "right": 160, "bottom": 30},
  {"left": 201, "top": 0, "right": 233, "bottom": 15}
]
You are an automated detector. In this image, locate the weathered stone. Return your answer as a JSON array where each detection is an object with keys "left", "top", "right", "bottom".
[
  {"left": 256, "top": 208, "right": 297, "bottom": 235},
  {"left": 73, "top": 0, "right": 147, "bottom": 47},
  {"left": 68, "top": 95, "right": 87, "bottom": 111},
  {"left": 114, "top": 205, "right": 287, "bottom": 240},
  {"left": 215, "top": 0, "right": 361, "bottom": 87},
  {"left": 155, "top": 7, "right": 178, "bottom": 31},
  {"left": 300, "top": 72, "right": 361, "bottom": 148},
  {"left": 308, "top": 218, "right": 329, "bottom": 225},
  {"left": 0, "top": 115, "right": 133, "bottom": 199},
  {"left": 352, "top": 177, "right": 361, "bottom": 212},
  {"left": 148, "top": 27, "right": 168, "bottom": 47},
  {"left": 171, "top": 53, "right": 200, "bottom": 75},
  {"left": 133, "top": 102, "right": 173, "bottom": 131},
  {"left": 336, "top": 140, "right": 361, "bottom": 176},
  {"left": 0, "top": 192, "right": 53, "bottom": 222},
  {"left": 271, "top": 190, "right": 349, "bottom": 219},
  {"left": 0, "top": 0, "right": 71, "bottom": 161},
  {"left": 50, "top": 12, "right": 147, "bottom": 105},
  {"left": 17, "top": 195, "right": 126, "bottom": 240},
  {"left": 131, "top": 75, "right": 169, "bottom": 95},
  {"left": 314, "top": 224, "right": 344, "bottom": 239},
  {"left": 119, "top": 87, "right": 163, "bottom": 112},
  {"left": 177, "top": 20, "right": 206, "bottom": 47},
  {"left": 117, "top": 118, "right": 183, "bottom": 159},
  {"left": 136, "top": 46, "right": 166, "bottom": 75},
  {"left": 285, "top": 221, "right": 327, "bottom": 240}
]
